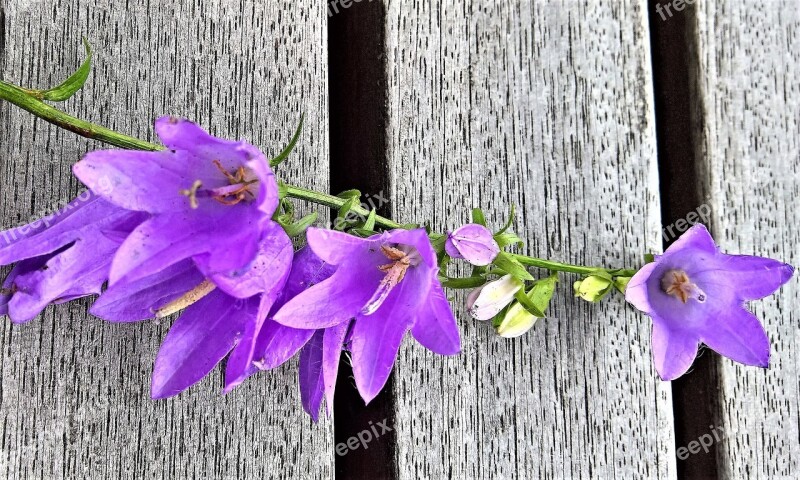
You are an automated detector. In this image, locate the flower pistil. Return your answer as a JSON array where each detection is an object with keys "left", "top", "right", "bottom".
[
  {"left": 361, "top": 244, "right": 419, "bottom": 315},
  {"left": 661, "top": 269, "right": 706, "bottom": 303}
]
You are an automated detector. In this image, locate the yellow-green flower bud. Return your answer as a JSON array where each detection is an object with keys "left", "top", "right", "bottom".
[
  {"left": 496, "top": 301, "right": 540, "bottom": 338},
  {"left": 573, "top": 275, "right": 613, "bottom": 302}
]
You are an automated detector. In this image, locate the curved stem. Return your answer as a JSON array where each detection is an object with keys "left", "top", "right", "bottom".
[
  {"left": 0, "top": 80, "right": 637, "bottom": 278},
  {"left": 0, "top": 81, "right": 161, "bottom": 151}
]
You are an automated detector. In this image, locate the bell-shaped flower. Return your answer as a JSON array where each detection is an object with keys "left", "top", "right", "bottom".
[
  {"left": 625, "top": 224, "right": 794, "bottom": 380},
  {"left": 0, "top": 193, "right": 146, "bottom": 323},
  {"left": 272, "top": 228, "right": 461, "bottom": 404},
  {"left": 72, "top": 117, "right": 280, "bottom": 298},
  {"left": 445, "top": 223, "right": 500, "bottom": 266},
  {"left": 90, "top": 222, "right": 294, "bottom": 398},
  {"left": 212, "top": 246, "right": 342, "bottom": 420}
]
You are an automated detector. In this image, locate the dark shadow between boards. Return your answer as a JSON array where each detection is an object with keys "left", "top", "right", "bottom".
[
  {"left": 328, "top": 2, "right": 398, "bottom": 479},
  {"left": 647, "top": 1, "right": 723, "bottom": 479}
]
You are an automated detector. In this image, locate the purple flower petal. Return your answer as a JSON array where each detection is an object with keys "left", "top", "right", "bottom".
[
  {"left": 9, "top": 236, "right": 120, "bottom": 323},
  {"left": 651, "top": 321, "right": 700, "bottom": 381},
  {"left": 663, "top": 223, "right": 718, "bottom": 257},
  {"left": 700, "top": 307, "right": 770, "bottom": 367},
  {"left": 323, "top": 320, "right": 350, "bottom": 415},
  {"left": 223, "top": 294, "right": 278, "bottom": 394},
  {"left": 703, "top": 254, "right": 794, "bottom": 302},
  {"left": 306, "top": 227, "right": 369, "bottom": 265},
  {"left": 411, "top": 282, "right": 461, "bottom": 355},
  {"left": 109, "top": 210, "right": 260, "bottom": 286},
  {"left": 151, "top": 290, "right": 257, "bottom": 399},
  {"left": 0, "top": 195, "right": 143, "bottom": 264},
  {"left": 90, "top": 259, "right": 202, "bottom": 322},
  {"left": 252, "top": 320, "right": 315, "bottom": 370},
  {"left": 445, "top": 223, "right": 500, "bottom": 266},
  {"left": 272, "top": 250, "right": 385, "bottom": 329},
  {"left": 207, "top": 221, "right": 293, "bottom": 299},
  {"left": 74, "top": 150, "right": 194, "bottom": 213},
  {"left": 624, "top": 262, "right": 659, "bottom": 314},
  {"left": 351, "top": 306, "right": 413, "bottom": 404},
  {"left": 298, "top": 330, "right": 325, "bottom": 422},
  {"left": 1, "top": 255, "right": 51, "bottom": 321}
]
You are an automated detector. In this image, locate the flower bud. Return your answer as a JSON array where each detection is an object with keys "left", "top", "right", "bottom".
[
  {"left": 573, "top": 275, "right": 613, "bottom": 302},
  {"left": 467, "top": 274, "right": 523, "bottom": 320},
  {"left": 445, "top": 223, "right": 500, "bottom": 266},
  {"left": 496, "top": 301, "right": 540, "bottom": 338}
]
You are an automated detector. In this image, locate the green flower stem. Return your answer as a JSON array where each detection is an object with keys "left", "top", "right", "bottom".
[
  {"left": 283, "top": 185, "right": 402, "bottom": 230},
  {"left": 512, "top": 254, "right": 637, "bottom": 277},
  {"left": 0, "top": 81, "right": 161, "bottom": 151},
  {"left": 1, "top": 81, "right": 636, "bottom": 277}
]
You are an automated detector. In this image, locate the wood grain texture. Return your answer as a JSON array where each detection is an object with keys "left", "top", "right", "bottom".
[
  {"left": 384, "top": 1, "right": 675, "bottom": 478},
  {"left": 692, "top": 2, "right": 800, "bottom": 478},
  {"left": 0, "top": 1, "right": 332, "bottom": 478}
]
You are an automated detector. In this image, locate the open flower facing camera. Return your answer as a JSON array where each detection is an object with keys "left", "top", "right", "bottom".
[{"left": 0, "top": 43, "right": 794, "bottom": 421}]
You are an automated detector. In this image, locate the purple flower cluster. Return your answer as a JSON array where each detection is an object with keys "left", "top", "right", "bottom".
[
  {"left": 1, "top": 117, "right": 793, "bottom": 419},
  {"left": 0, "top": 118, "right": 460, "bottom": 418}
]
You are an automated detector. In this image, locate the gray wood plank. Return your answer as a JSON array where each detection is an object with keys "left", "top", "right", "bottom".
[
  {"left": 385, "top": 1, "right": 675, "bottom": 478},
  {"left": 692, "top": 2, "right": 800, "bottom": 478},
  {"left": 0, "top": 1, "right": 332, "bottom": 478}
]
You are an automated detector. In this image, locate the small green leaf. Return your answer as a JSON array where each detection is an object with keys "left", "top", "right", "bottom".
[
  {"left": 270, "top": 113, "right": 304, "bottom": 167},
  {"left": 644, "top": 253, "right": 655, "bottom": 264},
  {"left": 400, "top": 223, "right": 420, "bottom": 230},
  {"left": 41, "top": 38, "right": 92, "bottom": 102},
  {"left": 496, "top": 204, "right": 516, "bottom": 235},
  {"left": 440, "top": 276, "right": 487, "bottom": 289},
  {"left": 337, "top": 197, "right": 357, "bottom": 220},
  {"left": 336, "top": 189, "right": 361, "bottom": 200},
  {"left": 362, "top": 209, "right": 377, "bottom": 231},
  {"left": 492, "top": 252, "right": 534, "bottom": 281},
  {"left": 472, "top": 208, "right": 487, "bottom": 226},
  {"left": 430, "top": 233, "right": 447, "bottom": 254},
  {"left": 283, "top": 212, "right": 317, "bottom": 237},
  {"left": 494, "top": 232, "right": 524, "bottom": 249},
  {"left": 514, "top": 289, "right": 545, "bottom": 317},
  {"left": 527, "top": 274, "right": 558, "bottom": 312}
]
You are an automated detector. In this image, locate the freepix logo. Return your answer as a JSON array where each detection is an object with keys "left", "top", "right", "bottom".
[{"left": 335, "top": 418, "right": 393, "bottom": 456}]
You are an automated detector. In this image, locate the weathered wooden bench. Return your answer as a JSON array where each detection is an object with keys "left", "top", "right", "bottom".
[{"left": 1, "top": 1, "right": 796, "bottom": 478}]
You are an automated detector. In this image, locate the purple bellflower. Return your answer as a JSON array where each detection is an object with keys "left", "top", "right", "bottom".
[
  {"left": 272, "top": 227, "right": 461, "bottom": 404},
  {"left": 625, "top": 224, "right": 794, "bottom": 380},
  {"left": 0, "top": 117, "right": 296, "bottom": 398},
  {"left": 89, "top": 226, "right": 293, "bottom": 399},
  {"left": 0, "top": 193, "right": 146, "bottom": 323},
  {"left": 72, "top": 117, "right": 280, "bottom": 299},
  {"left": 445, "top": 223, "right": 500, "bottom": 266},
  {"left": 241, "top": 246, "right": 340, "bottom": 421}
]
